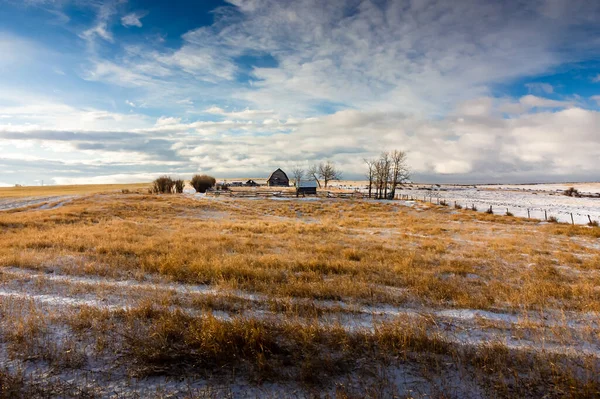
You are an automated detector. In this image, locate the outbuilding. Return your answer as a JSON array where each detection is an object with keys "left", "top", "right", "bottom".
[
  {"left": 266, "top": 168, "right": 289, "bottom": 187},
  {"left": 297, "top": 180, "right": 317, "bottom": 195}
]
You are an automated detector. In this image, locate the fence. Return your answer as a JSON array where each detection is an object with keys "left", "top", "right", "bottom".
[
  {"left": 204, "top": 188, "right": 599, "bottom": 226},
  {"left": 392, "top": 192, "right": 599, "bottom": 226}
]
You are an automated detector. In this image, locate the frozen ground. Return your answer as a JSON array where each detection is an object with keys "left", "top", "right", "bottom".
[
  {"left": 478, "top": 183, "right": 600, "bottom": 195},
  {"left": 1, "top": 264, "right": 599, "bottom": 397},
  {"left": 397, "top": 186, "right": 600, "bottom": 225},
  {"left": 0, "top": 196, "right": 75, "bottom": 211}
]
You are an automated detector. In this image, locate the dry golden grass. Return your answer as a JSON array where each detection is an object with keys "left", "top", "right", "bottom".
[
  {"left": 1, "top": 192, "right": 600, "bottom": 397},
  {"left": 1, "top": 194, "right": 600, "bottom": 310},
  {"left": 0, "top": 183, "right": 151, "bottom": 198}
]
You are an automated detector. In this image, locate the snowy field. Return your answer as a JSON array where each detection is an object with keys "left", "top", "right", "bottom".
[{"left": 396, "top": 185, "right": 600, "bottom": 225}]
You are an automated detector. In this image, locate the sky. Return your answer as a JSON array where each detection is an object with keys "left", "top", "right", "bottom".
[{"left": 1, "top": 0, "right": 600, "bottom": 186}]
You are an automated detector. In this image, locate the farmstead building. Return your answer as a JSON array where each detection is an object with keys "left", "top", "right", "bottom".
[
  {"left": 297, "top": 180, "right": 317, "bottom": 195},
  {"left": 266, "top": 168, "right": 289, "bottom": 187}
]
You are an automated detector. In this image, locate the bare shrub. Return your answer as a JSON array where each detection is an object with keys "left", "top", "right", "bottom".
[
  {"left": 564, "top": 187, "right": 580, "bottom": 197},
  {"left": 470, "top": 204, "right": 478, "bottom": 211},
  {"left": 151, "top": 176, "right": 175, "bottom": 194},
  {"left": 548, "top": 216, "right": 559, "bottom": 223},
  {"left": 190, "top": 175, "right": 216, "bottom": 193},
  {"left": 173, "top": 179, "right": 185, "bottom": 194},
  {"left": 439, "top": 200, "right": 448, "bottom": 206},
  {"left": 506, "top": 210, "right": 514, "bottom": 217},
  {"left": 485, "top": 206, "right": 493, "bottom": 215},
  {"left": 454, "top": 203, "right": 463, "bottom": 209},
  {"left": 589, "top": 220, "right": 599, "bottom": 227}
]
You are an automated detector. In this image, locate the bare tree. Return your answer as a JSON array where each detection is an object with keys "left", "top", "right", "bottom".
[
  {"left": 291, "top": 166, "right": 305, "bottom": 188},
  {"left": 318, "top": 161, "right": 342, "bottom": 189},
  {"left": 369, "top": 150, "right": 409, "bottom": 199},
  {"left": 389, "top": 150, "right": 410, "bottom": 198},
  {"left": 291, "top": 165, "right": 305, "bottom": 197},
  {"left": 374, "top": 152, "right": 390, "bottom": 199},
  {"left": 364, "top": 158, "right": 376, "bottom": 198},
  {"left": 308, "top": 164, "right": 321, "bottom": 188}
]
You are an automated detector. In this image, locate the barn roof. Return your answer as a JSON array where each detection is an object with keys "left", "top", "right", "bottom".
[
  {"left": 298, "top": 180, "right": 318, "bottom": 188},
  {"left": 267, "top": 168, "right": 289, "bottom": 182}
]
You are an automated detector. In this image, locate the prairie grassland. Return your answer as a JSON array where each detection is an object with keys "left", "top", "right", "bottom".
[
  {"left": 0, "top": 183, "right": 150, "bottom": 198},
  {"left": 1, "top": 192, "right": 600, "bottom": 398}
]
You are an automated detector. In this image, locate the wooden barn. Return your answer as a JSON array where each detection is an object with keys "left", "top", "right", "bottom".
[
  {"left": 266, "top": 168, "right": 289, "bottom": 187},
  {"left": 297, "top": 180, "right": 317, "bottom": 195}
]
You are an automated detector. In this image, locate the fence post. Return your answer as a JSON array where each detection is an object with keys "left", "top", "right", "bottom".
[
  {"left": 527, "top": 209, "right": 530, "bottom": 219},
  {"left": 589, "top": 215, "right": 593, "bottom": 224},
  {"left": 571, "top": 213, "right": 574, "bottom": 225},
  {"left": 544, "top": 210, "right": 547, "bottom": 221}
]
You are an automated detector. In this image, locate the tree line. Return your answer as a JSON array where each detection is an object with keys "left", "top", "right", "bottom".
[
  {"left": 364, "top": 150, "right": 410, "bottom": 199},
  {"left": 151, "top": 149, "right": 409, "bottom": 197},
  {"left": 289, "top": 149, "right": 409, "bottom": 198},
  {"left": 291, "top": 161, "right": 342, "bottom": 189}
]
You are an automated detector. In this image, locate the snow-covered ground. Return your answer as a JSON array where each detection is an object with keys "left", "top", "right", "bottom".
[
  {"left": 478, "top": 183, "right": 600, "bottom": 195},
  {"left": 397, "top": 186, "right": 600, "bottom": 225}
]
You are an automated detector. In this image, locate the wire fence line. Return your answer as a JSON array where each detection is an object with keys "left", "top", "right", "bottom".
[{"left": 392, "top": 191, "right": 600, "bottom": 226}]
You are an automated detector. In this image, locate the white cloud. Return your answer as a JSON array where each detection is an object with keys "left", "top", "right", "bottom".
[
  {"left": 5, "top": 0, "right": 600, "bottom": 184},
  {"left": 519, "top": 94, "right": 570, "bottom": 109},
  {"left": 121, "top": 12, "right": 145, "bottom": 28},
  {"left": 7, "top": 104, "right": 600, "bottom": 183},
  {"left": 82, "top": 60, "right": 155, "bottom": 87},
  {"left": 204, "top": 107, "right": 276, "bottom": 120},
  {"left": 593, "top": 74, "right": 600, "bottom": 83},
  {"left": 155, "top": 116, "right": 182, "bottom": 126},
  {"left": 525, "top": 82, "right": 554, "bottom": 94},
  {"left": 79, "top": 1, "right": 119, "bottom": 44}
]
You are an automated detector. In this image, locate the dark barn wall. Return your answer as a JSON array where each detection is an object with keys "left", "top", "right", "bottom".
[
  {"left": 297, "top": 187, "right": 317, "bottom": 195},
  {"left": 267, "top": 168, "right": 289, "bottom": 186}
]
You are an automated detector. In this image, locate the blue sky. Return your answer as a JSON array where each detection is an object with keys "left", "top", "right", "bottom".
[{"left": 1, "top": 0, "right": 600, "bottom": 185}]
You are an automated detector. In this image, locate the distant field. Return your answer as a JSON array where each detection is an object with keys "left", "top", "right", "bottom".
[
  {"left": 1, "top": 191, "right": 599, "bottom": 397},
  {"left": 0, "top": 183, "right": 151, "bottom": 198}
]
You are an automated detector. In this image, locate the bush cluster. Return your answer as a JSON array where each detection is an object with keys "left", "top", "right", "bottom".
[
  {"left": 190, "top": 175, "right": 216, "bottom": 193},
  {"left": 148, "top": 174, "right": 217, "bottom": 194},
  {"left": 151, "top": 176, "right": 176, "bottom": 194},
  {"left": 564, "top": 187, "right": 580, "bottom": 197}
]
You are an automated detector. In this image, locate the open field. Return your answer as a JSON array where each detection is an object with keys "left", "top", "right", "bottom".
[
  {"left": 0, "top": 183, "right": 151, "bottom": 199},
  {"left": 1, "top": 188, "right": 600, "bottom": 397}
]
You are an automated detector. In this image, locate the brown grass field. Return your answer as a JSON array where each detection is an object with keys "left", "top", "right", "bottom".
[
  {"left": 0, "top": 183, "right": 151, "bottom": 198},
  {"left": 1, "top": 186, "right": 600, "bottom": 397}
]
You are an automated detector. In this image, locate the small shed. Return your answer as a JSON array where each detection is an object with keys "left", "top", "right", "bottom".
[
  {"left": 266, "top": 168, "right": 289, "bottom": 187},
  {"left": 245, "top": 179, "right": 259, "bottom": 187},
  {"left": 297, "top": 180, "right": 317, "bottom": 195}
]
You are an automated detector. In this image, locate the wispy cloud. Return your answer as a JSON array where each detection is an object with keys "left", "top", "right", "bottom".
[
  {"left": 121, "top": 12, "right": 146, "bottom": 28},
  {"left": 2, "top": 0, "right": 600, "bottom": 184},
  {"left": 525, "top": 82, "right": 554, "bottom": 94}
]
